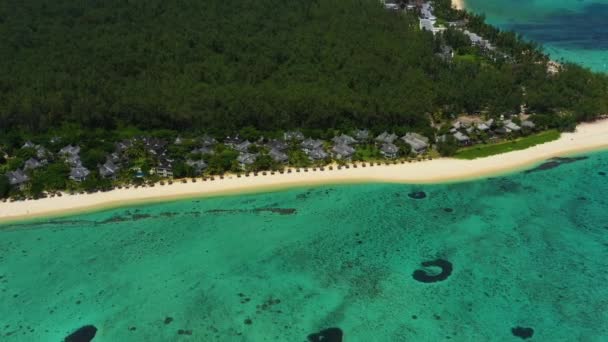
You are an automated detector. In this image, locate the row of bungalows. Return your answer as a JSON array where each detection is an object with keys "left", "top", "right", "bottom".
[
  {"left": 418, "top": 2, "right": 446, "bottom": 35},
  {"left": 59, "top": 144, "right": 91, "bottom": 182},
  {"left": 375, "top": 131, "right": 430, "bottom": 158},
  {"left": 445, "top": 118, "right": 536, "bottom": 145},
  {"left": 462, "top": 30, "right": 495, "bottom": 51}
]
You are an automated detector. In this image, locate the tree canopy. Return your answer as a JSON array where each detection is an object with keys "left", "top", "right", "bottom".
[{"left": 0, "top": 0, "right": 606, "bottom": 135}]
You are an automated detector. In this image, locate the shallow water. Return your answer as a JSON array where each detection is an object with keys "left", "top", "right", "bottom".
[
  {"left": 1, "top": 152, "right": 608, "bottom": 341},
  {"left": 460, "top": 0, "right": 608, "bottom": 72}
]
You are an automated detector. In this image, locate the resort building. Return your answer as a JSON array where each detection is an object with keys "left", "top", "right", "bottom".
[
  {"left": 402, "top": 133, "right": 429, "bottom": 154},
  {"left": 307, "top": 148, "right": 328, "bottom": 161},
  {"left": 237, "top": 152, "right": 258, "bottom": 168},
  {"left": 353, "top": 129, "right": 370, "bottom": 142},
  {"left": 266, "top": 139, "right": 289, "bottom": 152},
  {"left": 7, "top": 169, "right": 29, "bottom": 189},
  {"left": 186, "top": 159, "right": 208, "bottom": 174},
  {"left": 152, "top": 159, "right": 174, "bottom": 178},
  {"left": 70, "top": 165, "right": 90, "bottom": 182},
  {"left": 301, "top": 138, "right": 325, "bottom": 154},
  {"left": 59, "top": 145, "right": 81, "bottom": 157},
  {"left": 269, "top": 149, "right": 289, "bottom": 164},
  {"left": 504, "top": 121, "right": 522, "bottom": 132},
  {"left": 453, "top": 131, "right": 471, "bottom": 145},
  {"left": 22, "top": 141, "right": 36, "bottom": 149},
  {"left": 24, "top": 158, "right": 45, "bottom": 171},
  {"left": 283, "top": 131, "right": 305, "bottom": 141},
  {"left": 380, "top": 143, "right": 399, "bottom": 159},
  {"left": 376, "top": 132, "right": 398, "bottom": 144},
  {"left": 99, "top": 160, "right": 120, "bottom": 179},
  {"left": 522, "top": 120, "right": 536, "bottom": 129},
  {"left": 191, "top": 146, "right": 215, "bottom": 156},
  {"left": 234, "top": 140, "right": 253, "bottom": 153},
  {"left": 200, "top": 135, "right": 218, "bottom": 147},
  {"left": 332, "top": 134, "right": 357, "bottom": 146},
  {"left": 331, "top": 144, "right": 356, "bottom": 160}
]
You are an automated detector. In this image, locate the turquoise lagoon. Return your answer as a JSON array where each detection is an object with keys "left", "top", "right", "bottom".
[
  {"left": 459, "top": 0, "right": 608, "bottom": 72},
  {"left": 1, "top": 152, "right": 608, "bottom": 341}
]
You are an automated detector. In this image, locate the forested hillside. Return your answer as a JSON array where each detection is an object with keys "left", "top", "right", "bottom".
[{"left": 0, "top": 0, "right": 607, "bottom": 134}]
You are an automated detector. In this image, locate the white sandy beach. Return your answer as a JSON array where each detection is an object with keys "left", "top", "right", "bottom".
[
  {"left": 1, "top": 119, "right": 608, "bottom": 223},
  {"left": 452, "top": 0, "right": 465, "bottom": 10}
]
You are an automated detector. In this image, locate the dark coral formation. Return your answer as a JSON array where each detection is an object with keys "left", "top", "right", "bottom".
[
  {"left": 524, "top": 156, "right": 588, "bottom": 174},
  {"left": 599, "top": 172, "right": 606, "bottom": 176},
  {"left": 412, "top": 259, "right": 453, "bottom": 283},
  {"left": 511, "top": 326, "right": 534, "bottom": 339},
  {"left": 307, "top": 327, "right": 343, "bottom": 342},
  {"left": 443, "top": 208, "right": 454, "bottom": 213},
  {"left": 408, "top": 191, "right": 427, "bottom": 199},
  {"left": 64, "top": 325, "right": 97, "bottom": 342},
  {"left": 206, "top": 207, "right": 296, "bottom": 215}
]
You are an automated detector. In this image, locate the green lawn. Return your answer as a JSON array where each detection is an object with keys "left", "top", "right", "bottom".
[
  {"left": 454, "top": 54, "right": 479, "bottom": 63},
  {"left": 454, "top": 130, "right": 561, "bottom": 160}
]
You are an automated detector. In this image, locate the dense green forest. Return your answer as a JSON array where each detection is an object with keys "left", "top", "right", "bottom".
[{"left": 0, "top": 0, "right": 607, "bottom": 135}]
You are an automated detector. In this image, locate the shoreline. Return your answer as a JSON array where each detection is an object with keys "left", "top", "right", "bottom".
[{"left": 2, "top": 119, "right": 608, "bottom": 224}]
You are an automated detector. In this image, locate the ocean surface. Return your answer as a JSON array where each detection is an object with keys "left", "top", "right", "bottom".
[
  {"left": 459, "top": 0, "right": 608, "bottom": 72},
  {"left": 1, "top": 151, "right": 608, "bottom": 341}
]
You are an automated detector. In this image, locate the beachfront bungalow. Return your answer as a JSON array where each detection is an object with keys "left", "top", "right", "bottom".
[
  {"left": 380, "top": 143, "right": 399, "bottom": 159},
  {"left": 384, "top": 2, "right": 400, "bottom": 11},
  {"left": 269, "top": 149, "right": 289, "bottom": 164},
  {"left": 224, "top": 135, "right": 244, "bottom": 148},
  {"left": 436, "top": 45, "right": 454, "bottom": 62},
  {"left": 353, "top": 129, "right": 370, "bottom": 142},
  {"left": 186, "top": 159, "right": 208, "bottom": 174},
  {"left": 521, "top": 120, "right": 536, "bottom": 129},
  {"left": 7, "top": 169, "right": 29, "bottom": 189},
  {"left": 66, "top": 155, "right": 82, "bottom": 167},
  {"left": 22, "top": 141, "right": 36, "bottom": 149},
  {"left": 234, "top": 140, "right": 253, "bottom": 153},
  {"left": 284, "top": 131, "right": 305, "bottom": 141},
  {"left": 115, "top": 140, "right": 134, "bottom": 153},
  {"left": 376, "top": 132, "right": 398, "bottom": 145},
  {"left": 266, "top": 139, "right": 289, "bottom": 151},
  {"left": 504, "top": 121, "right": 521, "bottom": 132},
  {"left": 191, "top": 146, "right": 215, "bottom": 156},
  {"left": 453, "top": 132, "right": 471, "bottom": 145},
  {"left": 402, "top": 133, "right": 429, "bottom": 154},
  {"left": 142, "top": 137, "right": 168, "bottom": 156},
  {"left": 200, "top": 135, "right": 218, "bottom": 147},
  {"left": 420, "top": 2, "right": 436, "bottom": 21},
  {"left": 463, "top": 30, "right": 495, "bottom": 51},
  {"left": 237, "top": 152, "right": 258, "bottom": 168},
  {"left": 331, "top": 144, "right": 356, "bottom": 160},
  {"left": 332, "top": 134, "right": 357, "bottom": 146},
  {"left": 99, "top": 160, "right": 120, "bottom": 179},
  {"left": 301, "top": 138, "right": 324, "bottom": 154},
  {"left": 59, "top": 145, "right": 80, "bottom": 157},
  {"left": 151, "top": 158, "right": 174, "bottom": 178},
  {"left": 35, "top": 145, "right": 50, "bottom": 160},
  {"left": 476, "top": 122, "right": 490, "bottom": 131},
  {"left": 307, "top": 148, "right": 328, "bottom": 161},
  {"left": 70, "top": 165, "right": 90, "bottom": 182},
  {"left": 24, "top": 158, "right": 45, "bottom": 171},
  {"left": 108, "top": 152, "right": 121, "bottom": 164}
]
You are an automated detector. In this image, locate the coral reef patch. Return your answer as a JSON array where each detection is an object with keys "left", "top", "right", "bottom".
[
  {"left": 408, "top": 191, "right": 427, "bottom": 199},
  {"left": 524, "top": 157, "right": 588, "bottom": 174},
  {"left": 412, "top": 259, "right": 453, "bottom": 283},
  {"left": 64, "top": 325, "right": 97, "bottom": 342},
  {"left": 511, "top": 326, "right": 534, "bottom": 339},
  {"left": 307, "top": 327, "right": 343, "bottom": 342}
]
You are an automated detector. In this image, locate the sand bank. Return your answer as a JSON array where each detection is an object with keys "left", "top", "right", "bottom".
[
  {"left": 451, "top": 0, "right": 465, "bottom": 10},
  {"left": 1, "top": 120, "right": 608, "bottom": 223}
]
